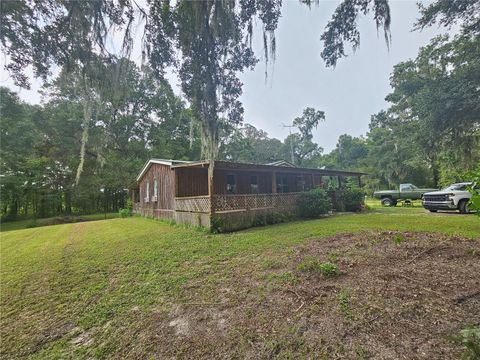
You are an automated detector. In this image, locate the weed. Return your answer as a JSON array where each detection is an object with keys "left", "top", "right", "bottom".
[
  {"left": 355, "top": 345, "right": 367, "bottom": 359},
  {"left": 393, "top": 234, "right": 405, "bottom": 245},
  {"left": 337, "top": 289, "right": 355, "bottom": 320},
  {"left": 298, "top": 257, "right": 339, "bottom": 277},
  {"left": 466, "top": 249, "right": 479, "bottom": 257},
  {"left": 460, "top": 326, "right": 480, "bottom": 359},
  {"left": 328, "top": 251, "right": 340, "bottom": 262}
]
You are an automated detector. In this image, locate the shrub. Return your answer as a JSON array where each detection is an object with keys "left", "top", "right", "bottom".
[
  {"left": 339, "top": 187, "right": 364, "bottom": 212},
  {"left": 297, "top": 188, "right": 332, "bottom": 218},
  {"left": 464, "top": 165, "right": 480, "bottom": 215},
  {"left": 118, "top": 208, "right": 132, "bottom": 218}
]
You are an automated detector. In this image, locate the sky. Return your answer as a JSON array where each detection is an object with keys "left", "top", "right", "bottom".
[{"left": 0, "top": 0, "right": 448, "bottom": 152}]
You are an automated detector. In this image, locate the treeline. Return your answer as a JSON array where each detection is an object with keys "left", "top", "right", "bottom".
[
  {"left": 1, "top": 59, "right": 201, "bottom": 220},
  {"left": 1, "top": 33, "right": 478, "bottom": 220}
]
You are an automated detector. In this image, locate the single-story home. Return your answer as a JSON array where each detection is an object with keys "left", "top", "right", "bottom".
[{"left": 130, "top": 159, "right": 366, "bottom": 231}]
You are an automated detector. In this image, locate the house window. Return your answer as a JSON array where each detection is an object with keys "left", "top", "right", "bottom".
[
  {"left": 250, "top": 175, "right": 259, "bottom": 193},
  {"left": 145, "top": 181, "right": 150, "bottom": 202},
  {"left": 277, "top": 175, "right": 289, "bottom": 193},
  {"left": 227, "top": 174, "right": 237, "bottom": 194}
]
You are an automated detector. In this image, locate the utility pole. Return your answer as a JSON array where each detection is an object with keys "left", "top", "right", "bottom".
[{"left": 282, "top": 123, "right": 296, "bottom": 165}]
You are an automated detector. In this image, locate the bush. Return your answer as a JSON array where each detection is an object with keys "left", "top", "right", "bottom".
[
  {"left": 118, "top": 208, "right": 132, "bottom": 218},
  {"left": 297, "top": 188, "right": 332, "bottom": 218},
  {"left": 339, "top": 187, "right": 364, "bottom": 212}
]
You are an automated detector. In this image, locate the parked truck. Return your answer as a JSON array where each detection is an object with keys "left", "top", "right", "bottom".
[
  {"left": 373, "top": 183, "right": 438, "bottom": 206},
  {"left": 422, "top": 182, "right": 474, "bottom": 214}
]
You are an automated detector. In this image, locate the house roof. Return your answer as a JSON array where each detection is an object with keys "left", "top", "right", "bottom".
[
  {"left": 171, "top": 160, "right": 367, "bottom": 177},
  {"left": 265, "top": 160, "right": 296, "bottom": 167},
  {"left": 136, "top": 159, "right": 192, "bottom": 181}
]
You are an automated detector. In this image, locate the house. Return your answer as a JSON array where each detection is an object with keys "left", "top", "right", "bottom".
[{"left": 130, "top": 159, "right": 366, "bottom": 231}]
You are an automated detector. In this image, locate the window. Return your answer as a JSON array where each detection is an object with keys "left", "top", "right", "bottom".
[
  {"left": 277, "top": 175, "right": 289, "bottom": 193},
  {"left": 227, "top": 174, "right": 237, "bottom": 194},
  {"left": 145, "top": 181, "right": 150, "bottom": 202},
  {"left": 400, "top": 183, "right": 418, "bottom": 192},
  {"left": 250, "top": 175, "right": 259, "bottom": 193}
]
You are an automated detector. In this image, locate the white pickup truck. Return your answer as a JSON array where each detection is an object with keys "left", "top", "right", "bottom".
[{"left": 422, "top": 182, "right": 473, "bottom": 214}]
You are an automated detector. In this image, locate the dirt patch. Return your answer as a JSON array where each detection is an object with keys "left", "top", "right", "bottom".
[{"left": 150, "top": 231, "right": 480, "bottom": 359}]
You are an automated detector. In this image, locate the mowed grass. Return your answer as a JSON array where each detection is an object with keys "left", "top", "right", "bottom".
[
  {"left": 0, "top": 213, "right": 119, "bottom": 232},
  {"left": 1, "top": 210, "right": 479, "bottom": 359}
]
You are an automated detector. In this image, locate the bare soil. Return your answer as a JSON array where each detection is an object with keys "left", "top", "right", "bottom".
[{"left": 150, "top": 231, "right": 480, "bottom": 359}]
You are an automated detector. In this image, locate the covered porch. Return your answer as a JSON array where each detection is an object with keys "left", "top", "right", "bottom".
[{"left": 172, "top": 161, "right": 365, "bottom": 214}]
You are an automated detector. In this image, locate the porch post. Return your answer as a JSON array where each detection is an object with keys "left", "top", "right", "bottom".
[
  {"left": 174, "top": 169, "right": 179, "bottom": 197},
  {"left": 271, "top": 171, "right": 277, "bottom": 193},
  {"left": 357, "top": 176, "right": 362, "bottom": 187},
  {"left": 208, "top": 166, "right": 214, "bottom": 215}
]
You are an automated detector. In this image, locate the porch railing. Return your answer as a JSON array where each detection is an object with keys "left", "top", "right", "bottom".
[
  {"left": 175, "top": 195, "right": 211, "bottom": 213},
  {"left": 212, "top": 193, "right": 301, "bottom": 212},
  {"left": 175, "top": 193, "right": 302, "bottom": 213}
]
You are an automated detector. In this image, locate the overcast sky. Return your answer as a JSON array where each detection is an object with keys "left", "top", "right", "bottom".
[{"left": 0, "top": 0, "right": 448, "bottom": 152}]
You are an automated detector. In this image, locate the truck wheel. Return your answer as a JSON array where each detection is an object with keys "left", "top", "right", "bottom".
[
  {"left": 429, "top": 209, "right": 438, "bottom": 213},
  {"left": 381, "top": 198, "right": 395, "bottom": 207},
  {"left": 458, "top": 200, "right": 470, "bottom": 214}
]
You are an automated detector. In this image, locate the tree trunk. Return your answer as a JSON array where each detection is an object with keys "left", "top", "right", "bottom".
[{"left": 65, "top": 189, "right": 72, "bottom": 215}]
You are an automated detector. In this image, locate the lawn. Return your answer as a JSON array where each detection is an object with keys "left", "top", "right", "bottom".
[
  {"left": 0, "top": 213, "right": 120, "bottom": 232},
  {"left": 1, "top": 209, "right": 479, "bottom": 359}
]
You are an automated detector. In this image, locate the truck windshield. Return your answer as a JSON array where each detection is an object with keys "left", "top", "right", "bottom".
[{"left": 442, "top": 184, "right": 471, "bottom": 191}]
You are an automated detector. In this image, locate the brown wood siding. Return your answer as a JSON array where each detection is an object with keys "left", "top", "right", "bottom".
[{"left": 139, "top": 163, "right": 175, "bottom": 210}]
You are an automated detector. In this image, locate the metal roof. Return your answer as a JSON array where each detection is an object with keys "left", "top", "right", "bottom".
[
  {"left": 136, "top": 159, "right": 192, "bottom": 181},
  {"left": 171, "top": 160, "right": 367, "bottom": 177}
]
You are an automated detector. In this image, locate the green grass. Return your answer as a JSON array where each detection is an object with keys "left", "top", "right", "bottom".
[
  {"left": 0, "top": 213, "right": 119, "bottom": 232},
  {"left": 1, "top": 209, "right": 479, "bottom": 358}
]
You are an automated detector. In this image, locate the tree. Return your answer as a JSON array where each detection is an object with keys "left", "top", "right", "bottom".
[
  {"left": 220, "top": 123, "right": 283, "bottom": 164},
  {"left": 282, "top": 107, "right": 325, "bottom": 166},
  {"left": 386, "top": 34, "right": 480, "bottom": 186}
]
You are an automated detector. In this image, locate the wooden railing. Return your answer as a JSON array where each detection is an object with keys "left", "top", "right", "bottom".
[
  {"left": 175, "top": 193, "right": 302, "bottom": 213},
  {"left": 212, "top": 193, "right": 301, "bottom": 212},
  {"left": 175, "top": 195, "right": 211, "bottom": 213}
]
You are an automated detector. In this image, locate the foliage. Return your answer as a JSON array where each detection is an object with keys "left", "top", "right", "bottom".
[
  {"left": 415, "top": 0, "right": 480, "bottom": 37},
  {"left": 339, "top": 187, "right": 364, "bottom": 212},
  {"left": 459, "top": 327, "right": 480, "bottom": 360},
  {"left": 298, "top": 257, "right": 339, "bottom": 277},
  {"left": 393, "top": 234, "right": 405, "bottom": 245},
  {"left": 211, "top": 211, "right": 295, "bottom": 233},
  {"left": 297, "top": 188, "right": 332, "bottom": 219},
  {"left": 118, "top": 208, "right": 132, "bottom": 218},
  {"left": 463, "top": 165, "right": 480, "bottom": 215},
  {"left": 0, "top": 61, "right": 198, "bottom": 219},
  {"left": 317, "top": 33, "right": 480, "bottom": 191}
]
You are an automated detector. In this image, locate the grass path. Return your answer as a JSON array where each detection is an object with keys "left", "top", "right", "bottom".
[{"left": 1, "top": 211, "right": 479, "bottom": 358}]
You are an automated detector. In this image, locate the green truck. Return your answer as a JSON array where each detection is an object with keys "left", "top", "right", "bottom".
[{"left": 373, "top": 183, "right": 438, "bottom": 206}]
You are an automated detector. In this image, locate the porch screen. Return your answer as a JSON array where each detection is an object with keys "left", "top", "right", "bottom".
[
  {"left": 277, "top": 175, "right": 289, "bottom": 193},
  {"left": 227, "top": 174, "right": 237, "bottom": 194},
  {"left": 250, "top": 175, "right": 259, "bottom": 193}
]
